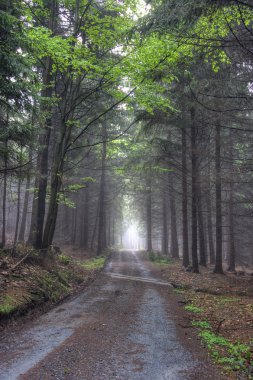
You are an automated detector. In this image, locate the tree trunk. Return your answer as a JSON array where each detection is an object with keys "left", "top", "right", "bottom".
[
  {"left": 169, "top": 173, "right": 179, "bottom": 259},
  {"left": 146, "top": 172, "right": 152, "bottom": 252},
  {"left": 214, "top": 124, "right": 224, "bottom": 274},
  {"left": 18, "top": 174, "right": 31, "bottom": 242},
  {"left": 34, "top": 0, "right": 57, "bottom": 248},
  {"left": 14, "top": 176, "right": 21, "bottom": 245},
  {"left": 2, "top": 139, "right": 7, "bottom": 247},
  {"left": 42, "top": 137, "right": 64, "bottom": 248},
  {"left": 182, "top": 124, "right": 189, "bottom": 267},
  {"left": 90, "top": 204, "right": 99, "bottom": 252},
  {"left": 81, "top": 184, "right": 89, "bottom": 249},
  {"left": 162, "top": 185, "right": 169, "bottom": 256},
  {"left": 97, "top": 125, "right": 107, "bottom": 256},
  {"left": 206, "top": 163, "right": 215, "bottom": 264},
  {"left": 27, "top": 176, "right": 38, "bottom": 245},
  {"left": 197, "top": 179, "right": 206, "bottom": 266},
  {"left": 227, "top": 129, "right": 235, "bottom": 271},
  {"left": 191, "top": 108, "right": 199, "bottom": 273}
]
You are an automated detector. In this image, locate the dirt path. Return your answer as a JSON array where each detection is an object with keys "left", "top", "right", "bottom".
[{"left": 0, "top": 251, "right": 225, "bottom": 380}]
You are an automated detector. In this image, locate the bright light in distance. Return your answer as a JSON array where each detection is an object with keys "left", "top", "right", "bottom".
[{"left": 123, "top": 223, "right": 140, "bottom": 250}]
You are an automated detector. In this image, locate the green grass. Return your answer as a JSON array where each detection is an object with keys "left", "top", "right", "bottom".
[
  {"left": 81, "top": 256, "right": 106, "bottom": 270},
  {"left": 192, "top": 320, "right": 211, "bottom": 329},
  {"left": 185, "top": 304, "right": 203, "bottom": 313},
  {"left": 148, "top": 251, "right": 171, "bottom": 266}
]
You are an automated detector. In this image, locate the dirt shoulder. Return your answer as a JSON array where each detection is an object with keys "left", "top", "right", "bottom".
[
  {"left": 159, "top": 259, "right": 253, "bottom": 380},
  {"left": 0, "top": 245, "right": 106, "bottom": 329}
]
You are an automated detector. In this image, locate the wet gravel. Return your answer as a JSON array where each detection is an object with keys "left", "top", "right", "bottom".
[{"left": 0, "top": 250, "right": 226, "bottom": 380}]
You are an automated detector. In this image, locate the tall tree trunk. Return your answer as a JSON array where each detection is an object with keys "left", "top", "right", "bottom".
[
  {"left": 90, "top": 205, "right": 99, "bottom": 252},
  {"left": 214, "top": 124, "right": 223, "bottom": 274},
  {"left": 182, "top": 124, "right": 189, "bottom": 267},
  {"left": 42, "top": 134, "right": 64, "bottom": 248},
  {"left": 108, "top": 205, "right": 111, "bottom": 246},
  {"left": 146, "top": 172, "right": 152, "bottom": 252},
  {"left": 34, "top": 0, "right": 57, "bottom": 248},
  {"left": 162, "top": 185, "right": 169, "bottom": 256},
  {"left": 18, "top": 174, "right": 31, "bottom": 242},
  {"left": 112, "top": 218, "right": 115, "bottom": 246},
  {"left": 97, "top": 125, "right": 107, "bottom": 256},
  {"left": 191, "top": 108, "right": 199, "bottom": 273},
  {"left": 169, "top": 173, "right": 179, "bottom": 258},
  {"left": 227, "top": 129, "right": 235, "bottom": 271},
  {"left": 14, "top": 175, "right": 21, "bottom": 245},
  {"left": 197, "top": 179, "right": 206, "bottom": 266},
  {"left": 2, "top": 139, "right": 7, "bottom": 247},
  {"left": 81, "top": 183, "right": 89, "bottom": 249},
  {"left": 206, "top": 163, "right": 215, "bottom": 264},
  {"left": 27, "top": 176, "right": 38, "bottom": 244}
]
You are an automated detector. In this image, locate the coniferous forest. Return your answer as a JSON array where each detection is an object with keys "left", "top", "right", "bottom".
[{"left": 1, "top": 1, "right": 253, "bottom": 379}]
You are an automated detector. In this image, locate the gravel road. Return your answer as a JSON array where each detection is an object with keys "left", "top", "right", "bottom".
[{"left": 0, "top": 250, "right": 225, "bottom": 380}]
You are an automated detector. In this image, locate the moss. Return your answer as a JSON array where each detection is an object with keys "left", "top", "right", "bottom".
[
  {"left": 0, "top": 292, "right": 31, "bottom": 317},
  {"left": 0, "top": 295, "right": 18, "bottom": 315}
]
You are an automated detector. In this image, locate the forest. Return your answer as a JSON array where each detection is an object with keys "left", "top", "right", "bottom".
[
  {"left": 1, "top": 0, "right": 253, "bottom": 273},
  {"left": 1, "top": 1, "right": 253, "bottom": 379}
]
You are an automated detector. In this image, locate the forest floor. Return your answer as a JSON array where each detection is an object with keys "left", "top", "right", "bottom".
[
  {"left": 159, "top": 258, "right": 253, "bottom": 379},
  {"left": 0, "top": 249, "right": 239, "bottom": 380},
  {"left": 0, "top": 245, "right": 106, "bottom": 330}
]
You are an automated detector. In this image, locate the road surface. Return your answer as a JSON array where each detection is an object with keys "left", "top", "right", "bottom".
[{"left": 0, "top": 250, "right": 224, "bottom": 380}]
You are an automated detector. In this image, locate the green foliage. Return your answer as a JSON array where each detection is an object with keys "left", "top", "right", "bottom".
[
  {"left": 81, "top": 256, "right": 106, "bottom": 270},
  {"left": 199, "top": 330, "right": 253, "bottom": 373},
  {"left": 185, "top": 304, "right": 203, "bottom": 313},
  {"left": 148, "top": 251, "right": 171, "bottom": 265},
  {"left": 192, "top": 320, "right": 211, "bottom": 329},
  {"left": 58, "top": 255, "right": 71, "bottom": 266}
]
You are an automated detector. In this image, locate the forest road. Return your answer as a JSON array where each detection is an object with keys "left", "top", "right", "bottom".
[{"left": 0, "top": 250, "right": 225, "bottom": 380}]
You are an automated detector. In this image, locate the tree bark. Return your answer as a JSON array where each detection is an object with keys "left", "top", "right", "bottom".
[
  {"left": 197, "top": 179, "right": 206, "bottom": 266},
  {"left": 2, "top": 139, "right": 7, "bottom": 247},
  {"left": 146, "top": 172, "right": 152, "bottom": 252},
  {"left": 182, "top": 124, "right": 189, "bottom": 267},
  {"left": 169, "top": 173, "right": 179, "bottom": 259},
  {"left": 162, "top": 185, "right": 169, "bottom": 256},
  {"left": 14, "top": 175, "right": 21, "bottom": 246},
  {"left": 227, "top": 129, "right": 235, "bottom": 271},
  {"left": 97, "top": 124, "right": 107, "bottom": 255},
  {"left": 191, "top": 108, "right": 199, "bottom": 273},
  {"left": 214, "top": 124, "right": 224, "bottom": 274},
  {"left": 18, "top": 174, "right": 31, "bottom": 242},
  {"left": 34, "top": 0, "right": 57, "bottom": 248}
]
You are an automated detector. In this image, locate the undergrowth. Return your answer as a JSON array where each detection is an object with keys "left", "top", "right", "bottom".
[
  {"left": 148, "top": 251, "right": 171, "bottom": 266},
  {"left": 0, "top": 249, "right": 107, "bottom": 323},
  {"left": 199, "top": 329, "right": 253, "bottom": 377},
  {"left": 80, "top": 256, "right": 106, "bottom": 270}
]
